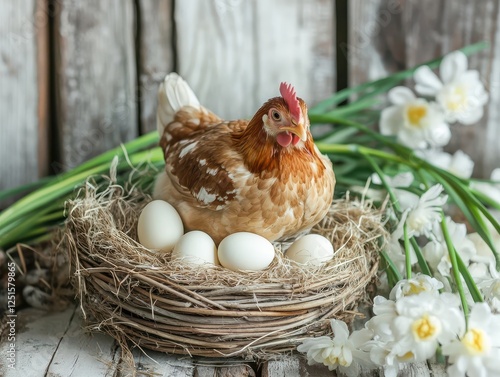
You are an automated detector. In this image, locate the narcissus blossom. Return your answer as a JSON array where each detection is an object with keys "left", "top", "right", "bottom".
[
  {"left": 380, "top": 87, "right": 451, "bottom": 149},
  {"left": 297, "top": 319, "right": 375, "bottom": 377},
  {"left": 443, "top": 303, "right": 500, "bottom": 377},
  {"left": 414, "top": 51, "right": 488, "bottom": 125}
]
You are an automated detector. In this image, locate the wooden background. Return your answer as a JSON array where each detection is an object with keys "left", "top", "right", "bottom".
[{"left": 2, "top": 0, "right": 500, "bottom": 195}]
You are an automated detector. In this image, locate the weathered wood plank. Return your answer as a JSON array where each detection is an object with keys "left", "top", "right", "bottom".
[
  {"left": 0, "top": 0, "right": 49, "bottom": 192},
  {"left": 262, "top": 355, "right": 386, "bottom": 377},
  {"left": 428, "top": 361, "right": 448, "bottom": 377},
  {"left": 348, "top": 0, "right": 405, "bottom": 87},
  {"left": 262, "top": 357, "right": 302, "bottom": 377},
  {"left": 195, "top": 363, "right": 256, "bottom": 377},
  {"left": 483, "top": 9, "right": 500, "bottom": 178},
  {"left": 118, "top": 347, "right": 195, "bottom": 377},
  {"left": 348, "top": 0, "right": 500, "bottom": 178},
  {"left": 137, "top": 0, "right": 174, "bottom": 134},
  {"left": 175, "top": 0, "right": 335, "bottom": 120},
  {"left": 53, "top": 0, "right": 137, "bottom": 170},
  {"left": 0, "top": 306, "right": 75, "bottom": 376},
  {"left": 45, "top": 309, "right": 119, "bottom": 376}
]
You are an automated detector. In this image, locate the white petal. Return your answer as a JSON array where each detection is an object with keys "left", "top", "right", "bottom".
[
  {"left": 449, "top": 150, "right": 474, "bottom": 178},
  {"left": 380, "top": 106, "right": 403, "bottom": 136},
  {"left": 469, "top": 302, "right": 492, "bottom": 327},
  {"left": 414, "top": 66, "right": 443, "bottom": 96},
  {"left": 331, "top": 319, "right": 350, "bottom": 342},
  {"left": 388, "top": 86, "right": 416, "bottom": 105},
  {"left": 440, "top": 51, "right": 468, "bottom": 84},
  {"left": 426, "top": 122, "right": 451, "bottom": 147},
  {"left": 419, "top": 184, "right": 444, "bottom": 205},
  {"left": 391, "top": 172, "right": 414, "bottom": 188},
  {"left": 491, "top": 168, "right": 500, "bottom": 181},
  {"left": 349, "top": 329, "right": 374, "bottom": 347},
  {"left": 456, "top": 106, "right": 484, "bottom": 125},
  {"left": 398, "top": 129, "right": 427, "bottom": 149}
]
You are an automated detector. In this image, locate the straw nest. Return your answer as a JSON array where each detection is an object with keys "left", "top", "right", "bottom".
[{"left": 61, "top": 179, "right": 387, "bottom": 360}]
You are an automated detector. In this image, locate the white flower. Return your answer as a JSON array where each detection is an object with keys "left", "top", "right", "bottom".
[
  {"left": 422, "top": 217, "right": 477, "bottom": 277},
  {"left": 367, "top": 293, "right": 464, "bottom": 370},
  {"left": 297, "top": 319, "right": 375, "bottom": 376},
  {"left": 390, "top": 292, "right": 464, "bottom": 362},
  {"left": 417, "top": 149, "right": 475, "bottom": 179},
  {"left": 414, "top": 51, "right": 488, "bottom": 125},
  {"left": 367, "top": 296, "right": 398, "bottom": 342},
  {"left": 380, "top": 87, "right": 451, "bottom": 149},
  {"left": 405, "top": 184, "right": 448, "bottom": 238},
  {"left": 389, "top": 274, "right": 443, "bottom": 300},
  {"left": 443, "top": 303, "right": 500, "bottom": 377}
]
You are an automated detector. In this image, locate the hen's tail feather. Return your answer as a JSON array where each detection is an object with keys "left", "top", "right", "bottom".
[{"left": 157, "top": 73, "right": 200, "bottom": 135}]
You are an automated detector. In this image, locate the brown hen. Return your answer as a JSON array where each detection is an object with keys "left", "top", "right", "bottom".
[{"left": 154, "top": 73, "right": 335, "bottom": 244}]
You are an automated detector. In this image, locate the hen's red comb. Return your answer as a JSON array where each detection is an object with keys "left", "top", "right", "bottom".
[{"left": 279, "top": 82, "right": 301, "bottom": 123}]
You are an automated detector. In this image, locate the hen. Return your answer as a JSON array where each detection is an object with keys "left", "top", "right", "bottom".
[{"left": 154, "top": 73, "right": 335, "bottom": 244}]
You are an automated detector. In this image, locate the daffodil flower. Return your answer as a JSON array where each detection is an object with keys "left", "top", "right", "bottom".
[
  {"left": 380, "top": 87, "right": 451, "bottom": 149},
  {"left": 417, "top": 149, "right": 475, "bottom": 179},
  {"left": 389, "top": 274, "right": 444, "bottom": 300},
  {"left": 297, "top": 319, "right": 375, "bottom": 377},
  {"left": 443, "top": 303, "right": 500, "bottom": 377},
  {"left": 422, "top": 217, "right": 477, "bottom": 277},
  {"left": 404, "top": 184, "right": 448, "bottom": 238},
  {"left": 414, "top": 51, "right": 488, "bottom": 125}
]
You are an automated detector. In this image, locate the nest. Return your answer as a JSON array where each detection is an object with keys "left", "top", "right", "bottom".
[{"left": 61, "top": 179, "right": 386, "bottom": 360}]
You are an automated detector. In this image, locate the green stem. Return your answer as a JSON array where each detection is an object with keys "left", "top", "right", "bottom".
[
  {"left": 403, "top": 224, "right": 412, "bottom": 279},
  {"left": 0, "top": 148, "right": 163, "bottom": 237},
  {"left": 440, "top": 216, "right": 469, "bottom": 322}
]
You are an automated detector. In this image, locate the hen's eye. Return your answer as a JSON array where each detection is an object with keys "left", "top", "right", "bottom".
[{"left": 271, "top": 110, "right": 281, "bottom": 121}]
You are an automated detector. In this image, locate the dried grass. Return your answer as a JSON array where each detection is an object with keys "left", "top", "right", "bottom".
[{"left": 59, "top": 179, "right": 387, "bottom": 361}]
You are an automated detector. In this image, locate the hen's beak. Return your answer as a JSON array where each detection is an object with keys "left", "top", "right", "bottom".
[{"left": 280, "top": 121, "right": 307, "bottom": 142}]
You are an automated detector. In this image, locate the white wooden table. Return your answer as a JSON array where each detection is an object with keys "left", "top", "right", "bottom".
[{"left": 0, "top": 304, "right": 447, "bottom": 377}]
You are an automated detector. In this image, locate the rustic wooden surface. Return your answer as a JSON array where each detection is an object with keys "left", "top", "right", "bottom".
[
  {"left": 175, "top": 0, "right": 335, "bottom": 121},
  {"left": 0, "top": 0, "right": 49, "bottom": 192},
  {"left": 53, "top": 0, "right": 138, "bottom": 170},
  {"left": 348, "top": 0, "right": 500, "bottom": 178},
  {"left": 137, "top": 0, "right": 174, "bottom": 134},
  {"left": 0, "top": 305, "right": 446, "bottom": 377}
]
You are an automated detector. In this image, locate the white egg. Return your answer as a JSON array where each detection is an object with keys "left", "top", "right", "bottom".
[
  {"left": 171, "top": 231, "right": 219, "bottom": 265},
  {"left": 137, "top": 200, "right": 184, "bottom": 253},
  {"left": 285, "top": 234, "right": 334, "bottom": 266},
  {"left": 218, "top": 232, "right": 275, "bottom": 272}
]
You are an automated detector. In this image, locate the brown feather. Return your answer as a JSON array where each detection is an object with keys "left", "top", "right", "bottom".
[{"left": 154, "top": 91, "right": 335, "bottom": 244}]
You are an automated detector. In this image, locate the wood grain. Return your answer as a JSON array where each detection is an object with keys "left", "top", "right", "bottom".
[
  {"left": 0, "top": 0, "right": 49, "bottom": 191},
  {"left": 45, "top": 308, "right": 119, "bottom": 376},
  {"left": 137, "top": 0, "right": 174, "bottom": 134},
  {"left": 175, "top": 0, "right": 335, "bottom": 120},
  {"left": 0, "top": 306, "right": 440, "bottom": 377},
  {"left": 53, "top": 0, "right": 137, "bottom": 170},
  {"left": 348, "top": 0, "right": 500, "bottom": 177},
  {"left": 0, "top": 306, "right": 75, "bottom": 376}
]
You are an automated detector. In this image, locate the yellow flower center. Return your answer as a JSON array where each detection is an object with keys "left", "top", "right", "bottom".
[
  {"left": 400, "top": 351, "right": 415, "bottom": 361},
  {"left": 462, "top": 328, "right": 490, "bottom": 355},
  {"left": 406, "top": 105, "right": 427, "bottom": 127},
  {"left": 405, "top": 282, "right": 426, "bottom": 296},
  {"left": 411, "top": 314, "right": 440, "bottom": 341},
  {"left": 446, "top": 86, "right": 467, "bottom": 111}
]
